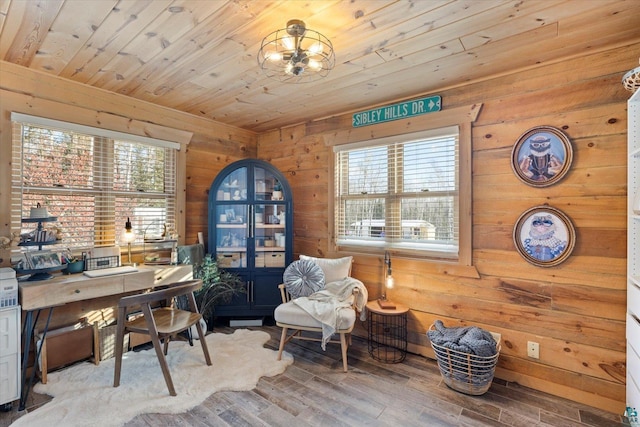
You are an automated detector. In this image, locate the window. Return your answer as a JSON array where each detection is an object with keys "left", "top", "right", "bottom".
[
  {"left": 334, "top": 126, "right": 465, "bottom": 261},
  {"left": 10, "top": 113, "right": 180, "bottom": 252}
]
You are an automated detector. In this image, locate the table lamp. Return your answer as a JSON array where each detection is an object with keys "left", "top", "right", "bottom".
[
  {"left": 122, "top": 217, "right": 135, "bottom": 265},
  {"left": 378, "top": 251, "right": 396, "bottom": 309}
]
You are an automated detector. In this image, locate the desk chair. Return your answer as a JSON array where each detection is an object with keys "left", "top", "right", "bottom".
[
  {"left": 274, "top": 256, "right": 358, "bottom": 372},
  {"left": 113, "top": 279, "right": 211, "bottom": 396}
]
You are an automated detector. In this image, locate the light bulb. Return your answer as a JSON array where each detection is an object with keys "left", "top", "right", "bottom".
[
  {"left": 266, "top": 51, "right": 282, "bottom": 62},
  {"left": 123, "top": 217, "right": 135, "bottom": 243},
  {"left": 386, "top": 274, "right": 395, "bottom": 289},
  {"left": 308, "top": 59, "right": 321, "bottom": 70},
  {"left": 308, "top": 42, "right": 323, "bottom": 55},
  {"left": 285, "top": 62, "right": 294, "bottom": 74},
  {"left": 123, "top": 231, "right": 135, "bottom": 243},
  {"left": 281, "top": 36, "right": 294, "bottom": 50}
]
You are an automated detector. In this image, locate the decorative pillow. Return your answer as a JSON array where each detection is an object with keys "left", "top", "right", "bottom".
[
  {"left": 299, "top": 255, "right": 352, "bottom": 284},
  {"left": 283, "top": 259, "right": 325, "bottom": 298}
]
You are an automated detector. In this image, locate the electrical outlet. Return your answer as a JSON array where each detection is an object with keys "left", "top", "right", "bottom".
[{"left": 527, "top": 341, "right": 540, "bottom": 359}]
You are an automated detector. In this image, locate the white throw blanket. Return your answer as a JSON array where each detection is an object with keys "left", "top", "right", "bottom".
[{"left": 293, "top": 277, "right": 368, "bottom": 349}]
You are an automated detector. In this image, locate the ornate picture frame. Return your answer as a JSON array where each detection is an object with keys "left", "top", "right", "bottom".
[
  {"left": 513, "top": 205, "right": 576, "bottom": 267},
  {"left": 511, "top": 126, "right": 573, "bottom": 187}
]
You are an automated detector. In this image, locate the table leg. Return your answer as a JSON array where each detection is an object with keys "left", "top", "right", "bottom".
[{"left": 18, "top": 307, "right": 53, "bottom": 411}]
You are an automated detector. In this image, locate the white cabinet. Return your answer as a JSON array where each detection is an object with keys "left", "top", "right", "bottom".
[
  {"left": 627, "top": 88, "right": 640, "bottom": 416},
  {"left": 0, "top": 306, "right": 20, "bottom": 407}
]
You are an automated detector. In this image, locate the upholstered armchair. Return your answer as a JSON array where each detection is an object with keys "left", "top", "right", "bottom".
[{"left": 274, "top": 256, "right": 367, "bottom": 372}]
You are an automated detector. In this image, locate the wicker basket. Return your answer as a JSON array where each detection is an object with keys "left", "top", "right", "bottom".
[{"left": 428, "top": 324, "right": 501, "bottom": 396}]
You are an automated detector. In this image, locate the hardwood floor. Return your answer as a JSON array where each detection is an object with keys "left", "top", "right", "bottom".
[{"left": 1, "top": 322, "right": 630, "bottom": 427}]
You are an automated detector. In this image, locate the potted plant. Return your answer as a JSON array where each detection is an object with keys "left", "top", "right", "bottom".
[
  {"left": 272, "top": 180, "right": 283, "bottom": 200},
  {"left": 181, "top": 254, "right": 246, "bottom": 329}
]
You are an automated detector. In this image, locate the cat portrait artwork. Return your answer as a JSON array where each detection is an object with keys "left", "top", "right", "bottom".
[
  {"left": 511, "top": 126, "right": 573, "bottom": 188},
  {"left": 513, "top": 206, "right": 576, "bottom": 267}
]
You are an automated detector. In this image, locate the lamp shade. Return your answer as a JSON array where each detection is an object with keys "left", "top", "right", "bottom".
[{"left": 258, "top": 19, "right": 335, "bottom": 83}]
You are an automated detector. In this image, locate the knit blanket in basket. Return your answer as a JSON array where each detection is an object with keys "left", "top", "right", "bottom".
[{"left": 427, "top": 320, "right": 497, "bottom": 357}]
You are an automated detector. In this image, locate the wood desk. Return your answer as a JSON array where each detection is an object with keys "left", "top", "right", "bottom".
[{"left": 17, "top": 264, "right": 192, "bottom": 410}]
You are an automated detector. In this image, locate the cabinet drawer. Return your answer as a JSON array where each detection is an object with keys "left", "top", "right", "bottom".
[
  {"left": 0, "top": 308, "right": 19, "bottom": 355},
  {"left": 630, "top": 341, "right": 640, "bottom": 411},
  {"left": 628, "top": 313, "right": 640, "bottom": 354},
  {"left": 0, "top": 353, "right": 19, "bottom": 404},
  {"left": 630, "top": 281, "right": 640, "bottom": 318}
]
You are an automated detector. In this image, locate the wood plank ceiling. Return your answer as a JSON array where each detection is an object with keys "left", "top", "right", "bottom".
[{"left": 1, "top": 0, "right": 639, "bottom": 133}]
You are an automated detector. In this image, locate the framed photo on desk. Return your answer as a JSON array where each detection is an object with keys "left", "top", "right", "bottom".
[{"left": 25, "top": 251, "right": 62, "bottom": 269}]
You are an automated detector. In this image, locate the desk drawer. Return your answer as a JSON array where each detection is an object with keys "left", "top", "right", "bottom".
[
  {"left": 151, "top": 265, "right": 193, "bottom": 287},
  {"left": 47, "top": 276, "right": 125, "bottom": 306},
  {"left": 20, "top": 276, "right": 125, "bottom": 309}
]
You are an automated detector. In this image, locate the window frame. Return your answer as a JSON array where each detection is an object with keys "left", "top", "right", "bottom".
[
  {"left": 328, "top": 103, "right": 480, "bottom": 266},
  {"left": 9, "top": 112, "right": 190, "bottom": 256},
  {"left": 334, "top": 127, "right": 460, "bottom": 257}
]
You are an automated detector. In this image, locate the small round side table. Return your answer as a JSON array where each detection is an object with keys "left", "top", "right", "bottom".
[{"left": 366, "top": 300, "right": 409, "bottom": 363}]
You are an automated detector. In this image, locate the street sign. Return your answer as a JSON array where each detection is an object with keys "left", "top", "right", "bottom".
[{"left": 352, "top": 95, "right": 441, "bottom": 128}]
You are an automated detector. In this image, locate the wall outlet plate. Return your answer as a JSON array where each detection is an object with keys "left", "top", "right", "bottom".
[{"left": 527, "top": 341, "right": 540, "bottom": 359}]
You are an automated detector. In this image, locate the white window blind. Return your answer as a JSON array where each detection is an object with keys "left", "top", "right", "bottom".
[
  {"left": 334, "top": 126, "right": 459, "bottom": 258},
  {"left": 10, "top": 114, "right": 178, "bottom": 252}
]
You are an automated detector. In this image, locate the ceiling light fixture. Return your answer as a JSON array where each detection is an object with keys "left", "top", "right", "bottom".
[{"left": 258, "top": 19, "right": 335, "bottom": 83}]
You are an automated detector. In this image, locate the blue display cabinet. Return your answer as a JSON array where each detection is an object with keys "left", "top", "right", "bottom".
[{"left": 208, "top": 159, "right": 292, "bottom": 317}]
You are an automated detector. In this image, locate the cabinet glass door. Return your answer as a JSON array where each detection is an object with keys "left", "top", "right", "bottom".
[
  {"left": 215, "top": 204, "right": 248, "bottom": 268},
  {"left": 254, "top": 166, "right": 285, "bottom": 201},
  {"left": 254, "top": 203, "right": 286, "bottom": 269},
  {"left": 215, "top": 166, "right": 248, "bottom": 201}
]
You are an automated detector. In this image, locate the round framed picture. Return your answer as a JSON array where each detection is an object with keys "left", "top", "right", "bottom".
[
  {"left": 511, "top": 126, "right": 573, "bottom": 187},
  {"left": 513, "top": 205, "right": 576, "bottom": 267}
]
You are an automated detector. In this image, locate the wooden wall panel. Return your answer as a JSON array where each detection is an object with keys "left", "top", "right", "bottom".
[{"left": 257, "top": 43, "right": 638, "bottom": 413}]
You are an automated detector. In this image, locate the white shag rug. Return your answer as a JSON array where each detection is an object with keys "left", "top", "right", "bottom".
[{"left": 13, "top": 329, "right": 293, "bottom": 427}]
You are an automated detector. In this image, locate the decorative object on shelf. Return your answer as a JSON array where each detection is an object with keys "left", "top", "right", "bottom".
[
  {"left": 257, "top": 19, "right": 335, "bottom": 83},
  {"left": 623, "top": 58, "right": 640, "bottom": 93},
  {"left": 511, "top": 126, "right": 573, "bottom": 188},
  {"left": 272, "top": 180, "right": 283, "bottom": 200},
  {"left": 378, "top": 251, "right": 396, "bottom": 309},
  {"left": 29, "top": 203, "right": 49, "bottom": 219},
  {"left": 0, "top": 233, "right": 19, "bottom": 250},
  {"left": 513, "top": 205, "right": 576, "bottom": 267},
  {"left": 143, "top": 221, "right": 177, "bottom": 265},
  {"left": 122, "top": 217, "right": 135, "bottom": 265},
  {"left": 16, "top": 214, "right": 65, "bottom": 280}
]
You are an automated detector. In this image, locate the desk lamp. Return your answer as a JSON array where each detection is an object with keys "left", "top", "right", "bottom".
[
  {"left": 122, "top": 217, "right": 135, "bottom": 265},
  {"left": 378, "top": 251, "right": 396, "bottom": 309}
]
